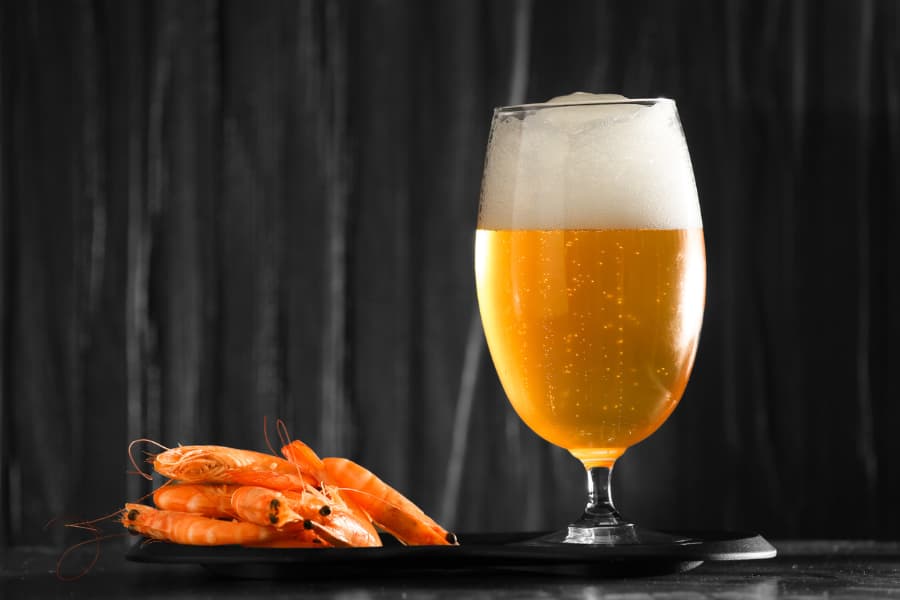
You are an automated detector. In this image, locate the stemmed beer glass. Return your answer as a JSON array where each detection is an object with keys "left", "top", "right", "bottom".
[{"left": 475, "top": 94, "right": 706, "bottom": 545}]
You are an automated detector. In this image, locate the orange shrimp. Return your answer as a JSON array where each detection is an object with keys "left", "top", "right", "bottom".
[
  {"left": 152, "top": 445, "right": 314, "bottom": 490},
  {"left": 281, "top": 485, "right": 382, "bottom": 548},
  {"left": 122, "top": 503, "right": 288, "bottom": 546},
  {"left": 323, "top": 457, "right": 458, "bottom": 546},
  {"left": 281, "top": 440, "right": 329, "bottom": 483},
  {"left": 152, "top": 484, "right": 238, "bottom": 518},
  {"left": 280, "top": 440, "right": 377, "bottom": 532},
  {"left": 229, "top": 486, "right": 303, "bottom": 529}
]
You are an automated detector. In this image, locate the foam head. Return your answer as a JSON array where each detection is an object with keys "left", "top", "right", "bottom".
[{"left": 478, "top": 93, "right": 701, "bottom": 230}]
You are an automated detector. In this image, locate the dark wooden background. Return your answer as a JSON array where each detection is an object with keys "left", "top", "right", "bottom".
[{"left": 1, "top": 0, "right": 898, "bottom": 547}]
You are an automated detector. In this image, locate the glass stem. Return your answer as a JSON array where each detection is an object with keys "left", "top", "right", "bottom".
[
  {"left": 580, "top": 465, "right": 624, "bottom": 526},
  {"left": 559, "top": 463, "right": 640, "bottom": 543}
]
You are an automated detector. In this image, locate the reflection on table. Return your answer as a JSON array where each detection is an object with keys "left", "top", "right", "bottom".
[{"left": 4, "top": 541, "right": 900, "bottom": 599}]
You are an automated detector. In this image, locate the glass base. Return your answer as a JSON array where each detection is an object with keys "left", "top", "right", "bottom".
[
  {"left": 529, "top": 464, "right": 698, "bottom": 546},
  {"left": 533, "top": 523, "right": 697, "bottom": 546}
]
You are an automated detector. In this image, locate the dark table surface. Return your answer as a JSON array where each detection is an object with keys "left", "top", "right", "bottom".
[{"left": 4, "top": 540, "right": 900, "bottom": 599}]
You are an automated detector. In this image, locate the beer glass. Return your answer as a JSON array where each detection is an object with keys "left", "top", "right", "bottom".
[{"left": 475, "top": 94, "right": 705, "bottom": 544}]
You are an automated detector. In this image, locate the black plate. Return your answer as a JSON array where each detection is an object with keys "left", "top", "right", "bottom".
[{"left": 126, "top": 531, "right": 776, "bottom": 579}]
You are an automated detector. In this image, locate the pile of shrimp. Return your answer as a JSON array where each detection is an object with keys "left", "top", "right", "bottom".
[{"left": 121, "top": 434, "right": 457, "bottom": 549}]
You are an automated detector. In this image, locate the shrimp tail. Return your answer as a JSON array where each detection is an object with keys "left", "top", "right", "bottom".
[{"left": 323, "top": 457, "right": 458, "bottom": 546}]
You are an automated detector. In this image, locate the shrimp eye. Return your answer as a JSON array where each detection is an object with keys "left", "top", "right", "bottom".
[
  {"left": 127, "top": 509, "right": 140, "bottom": 521},
  {"left": 303, "top": 519, "right": 314, "bottom": 530},
  {"left": 318, "top": 505, "right": 331, "bottom": 517},
  {"left": 445, "top": 532, "right": 458, "bottom": 544}
]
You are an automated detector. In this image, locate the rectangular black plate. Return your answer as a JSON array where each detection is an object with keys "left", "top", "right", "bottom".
[{"left": 126, "top": 531, "right": 776, "bottom": 579}]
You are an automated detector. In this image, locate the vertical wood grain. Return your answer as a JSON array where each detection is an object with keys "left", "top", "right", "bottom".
[
  {"left": 804, "top": 1, "right": 875, "bottom": 537},
  {"left": 318, "top": 0, "right": 352, "bottom": 459},
  {"left": 154, "top": 0, "right": 220, "bottom": 446},
  {"left": 853, "top": 0, "right": 877, "bottom": 527},
  {"left": 280, "top": 1, "right": 338, "bottom": 449},
  {"left": 415, "top": 0, "right": 489, "bottom": 523},
  {"left": 218, "top": 2, "right": 287, "bottom": 451},
  {"left": 8, "top": 1, "right": 84, "bottom": 544},
  {"left": 874, "top": 0, "right": 900, "bottom": 535},
  {"left": 116, "top": 0, "right": 155, "bottom": 509},
  {"left": 71, "top": 0, "right": 121, "bottom": 531},
  {"left": 281, "top": 0, "right": 327, "bottom": 448},
  {"left": 0, "top": 0, "right": 9, "bottom": 548},
  {"left": 349, "top": 0, "right": 414, "bottom": 490}
]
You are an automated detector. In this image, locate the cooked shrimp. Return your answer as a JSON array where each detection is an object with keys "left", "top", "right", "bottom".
[
  {"left": 282, "top": 485, "right": 382, "bottom": 548},
  {"left": 122, "top": 503, "right": 287, "bottom": 546},
  {"left": 280, "top": 440, "right": 380, "bottom": 533},
  {"left": 152, "top": 445, "right": 314, "bottom": 490},
  {"left": 280, "top": 440, "right": 329, "bottom": 484},
  {"left": 323, "top": 457, "right": 458, "bottom": 546},
  {"left": 230, "top": 486, "right": 303, "bottom": 529},
  {"left": 152, "top": 484, "right": 238, "bottom": 518}
]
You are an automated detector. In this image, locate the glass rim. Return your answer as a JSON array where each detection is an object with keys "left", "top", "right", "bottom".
[{"left": 494, "top": 97, "right": 675, "bottom": 114}]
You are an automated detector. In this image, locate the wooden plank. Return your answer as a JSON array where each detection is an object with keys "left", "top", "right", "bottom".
[
  {"left": 279, "top": 0, "right": 329, "bottom": 448},
  {"left": 5, "top": 1, "right": 90, "bottom": 545},
  {"left": 316, "top": 0, "right": 352, "bottom": 460},
  {"left": 872, "top": 0, "right": 900, "bottom": 536},
  {"left": 412, "top": 0, "right": 487, "bottom": 524},
  {"left": 105, "top": 0, "right": 156, "bottom": 511},
  {"left": 796, "top": 0, "right": 875, "bottom": 538},
  {"left": 69, "top": 0, "right": 128, "bottom": 534},
  {"left": 217, "top": 1, "right": 289, "bottom": 451},
  {"left": 348, "top": 0, "right": 413, "bottom": 490},
  {"left": 0, "top": 0, "right": 9, "bottom": 548},
  {"left": 153, "top": 0, "right": 220, "bottom": 445}
]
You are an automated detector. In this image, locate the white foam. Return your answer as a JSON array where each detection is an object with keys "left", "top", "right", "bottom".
[{"left": 479, "top": 93, "right": 701, "bottom": 230}]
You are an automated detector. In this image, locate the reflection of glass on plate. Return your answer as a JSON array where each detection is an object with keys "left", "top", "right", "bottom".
[{"left": 475, "top": 93, "right": 706, "bottom": 545}]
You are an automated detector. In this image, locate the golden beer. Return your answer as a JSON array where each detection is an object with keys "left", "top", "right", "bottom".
[{"left": 475, "top": 227, "right": 705, "bottom": 468}]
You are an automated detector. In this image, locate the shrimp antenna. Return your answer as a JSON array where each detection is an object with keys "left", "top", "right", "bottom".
[
  {"left": 48, "top": 505, "right": 127, "bottom": 533},
  {"left": 276, "top": 419, "right": 293, "bottom": 449},
  {"left": 275, "top": 420, "right": 317, "bottom": 485},
  {"left": 55, "top": 508, "right": 131, "bottom": 581},
  {"left": 56, "top": 532, "right": 127, "bottom": 581},
  {"left": 263, "top": 416, "right": 277, "bottom": 456},
  {"left": 128, "top": 438, "right": 169, "bottom": 480},
  {"left": 130, "top": 478, "right": 172, "bottom": 505}
]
